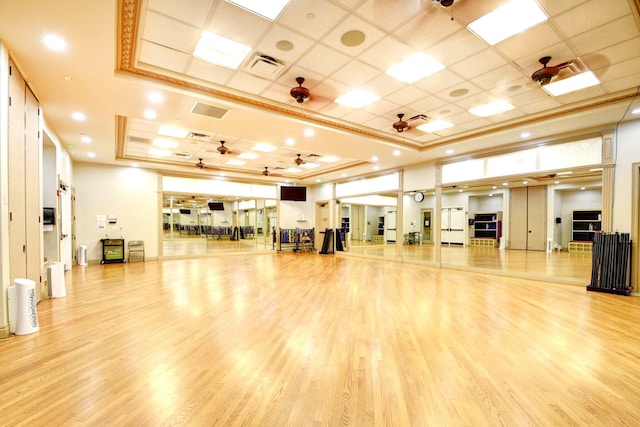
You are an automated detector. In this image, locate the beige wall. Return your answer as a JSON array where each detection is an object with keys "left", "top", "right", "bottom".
[{"left": 74, "top": 163, "right": 159, "bottom": 262}]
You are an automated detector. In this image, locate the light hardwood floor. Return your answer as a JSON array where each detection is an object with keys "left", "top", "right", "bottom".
[{"left": 2, "top": 254, "right": 639, "bottom": 425}]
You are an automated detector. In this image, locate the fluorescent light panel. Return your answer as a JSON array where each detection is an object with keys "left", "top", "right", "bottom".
[
  {"left": 225, "top": 0, "right": 289, "bottom": 20},
  {"left": 238, "top": 152, "right": 260, "bottom": 160},
  {"left": 299, "top": 162, "right": 319, "bottom": 169},
  {"left": 543, "top": 71, "right": 600, "bottom": 96},
  {"left": 194, "top": 31, "right": 251, "bottom": 69},
  {"left": 251, "top": 143, "right": 277, "bottom": 152},
  {"left": 225, "top": 159, "right": 246, "bottom": 166},
  {"left": 318, "top": 156, "right": 339, "bottom": 163},
  {"left": 417, "top": 119, "right": 453, "bottom": 133},
  {"left": 335, "top": 88, "right": 380, "bottom": 108},
  {"left": 467, "top": 0, "right": 548, "bottom": 46},
  {"left": 469, "top": 100, "right": 515, "bottom": 117},
  {"left": 158, "top": 126, "right": 189, "bottom": 138},
  {"left": 386, "top": 53, "right": 445, "bottom": 84},
  {"left": 285, "top": 167, "right": 302, "bottom": 173}
]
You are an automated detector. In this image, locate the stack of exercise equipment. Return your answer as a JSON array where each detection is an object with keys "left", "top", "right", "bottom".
[{"left": 587, "top": 232, "right": 633, "bottom": 295}]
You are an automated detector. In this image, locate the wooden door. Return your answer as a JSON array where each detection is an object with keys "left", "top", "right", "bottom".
[
  {"left": 509, "top": 186, "right": 547, "bottom": 251},
  {"left": 509, "top": 187, "right": 528, "bottom": 250},
  {"left": 8, "top": 60, "right": 27, "bottom": 284},
  {"left": 527, "top": 186, "right": 547, "bottom": 251},
  {"left": 421, "top": 209, "right": 432, "bottom": 242}
]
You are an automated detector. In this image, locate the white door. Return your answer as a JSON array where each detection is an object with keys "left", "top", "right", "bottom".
[{"left": 386, "top": 210, "right": 397, "bottom": 242}]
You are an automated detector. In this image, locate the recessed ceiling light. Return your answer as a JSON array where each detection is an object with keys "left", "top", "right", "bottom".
[
  {"left": 632, "top": 107, "right": 640, "bottom": 115},
  {"left": 590, "top": 168, "right": 603, "bottom": 172},
  {"left": 502, "top": 182, "right": 509, "bottom": 186},
  {"left": 554, "top": 180, "right": 560, "bottom": 184},
  {"left": 238, "top": 152, "right": 260, "bottom": 160},
  {"left": 371, "top": 156, "right": 379, "bottom": 162},
  {"left": 521, "top": 132, "right": 531, "bottom": 138},
  {"left": 373, "top": 165, "right": 380, "bottom": 170},
  {"left": 467, "top": 0, "right": 547, "bottom": 46},
  {"left": 458, "top": 189, "right": 463, "bottom": 193},
  {"left": 252, "top": 143, "right": 277, "bottom": 152},
  {"left": 316, "top": 179, "right": 321, "bottom": 183},
  {"left": 523, "top": 181, "right": 528, "bottom": 185},
  {"left": 385, "top": 53, "right": 445, "bottom": 84},
  {"left": 285, "top": 167, "right": 302, "bottom": 173},
  {"left": 304, "top": 128, "right": 315, "bottom": 137},
  {"left": 71, "top": 112, "right": 86, "bottom": 121},
  {"left": 225, "top": 0, "right": 290, "bottom": 20},
  {"left": 87, "top": 152, "right": 96, "bottom": 158},
  {"left": 63, "top": 75, "right": 73, "bottom": 81},
  {"left": 489, "top": 193, "right": 493, "bottom": 197},
  {"left": 492, "top": 186, "right": 497, "bottom": 189},
  {"left": 469, "top": 100, "right": 515, "bottom": 117},
  {"left": 318, "top": 156, "right": 339, "bottom": 163},
  {"left": 225, "top": 159, "right": 246, "bottom": 166},
  {"left": 335, "top": 88, "right": 380, "bottom": 108},
  {"left": 341, "top": 173, "right": 347, "bottom": 177},
  {"left": 392, "top": 150, "right": 401, "bottom": 156},
  {"left": 43, "top": 34, "right": 67, "bottom": 51},
  {"left": 148, "top": 92, "right": 163, "bottom": 103},
  {"left": 417, "top": 119, "right": 453, "bottom": 133},
  {"left": 285, "top": 138, "right": 295, "bottom": 145},
  {"left": 446, "top": 149, "right": 454, "bottom": 154},
  {"left": 556, "top": 171, "right": 573, "bottom": 175},
  {"left": 148, "top": 148, "right": 172, "bottom": 157},
  {"left": 543, "top": 71, "right": 600, "bottom": 96},
  {"left": 193, "top": 31, "right": 251, "bottom": 69},
  {"left": 152, "top": 139, "right": 179, "bottom": 149},
  {"left": 158, "top": 126, "right": 188, "bottom": 138},
  {"left": 131, "top": 163, "right": 139, "bottom": 168},
  {"left": 581, "top": 187, "right": 586, "bottom": 190},
  {"left": 80, "top": 134, "right": 92, "bottom": 143},
  {"left": 144, "top": 109, "right": 157, "bottom": 120}
]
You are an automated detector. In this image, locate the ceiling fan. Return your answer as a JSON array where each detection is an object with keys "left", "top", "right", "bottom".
[
  {"left": 392, "top": 113, "right": 428, "bottom": 133},
  {"left": 290, "top": 77, "right": 310, "bottom": 103},
  {"left": 262, "top": 167, "right": 271, "bottom": 176},
  {"left": 531, "top": 56, "right": 576, "bottom": 86},
  {"left": 195, "top": 158, "right": 214, "bottom": 170},
  {"left": 294, "top": 154, "right": 305, "bottom": 166},
  {"left": 217, "top": 140, "right": 230, "bottom": 155}
]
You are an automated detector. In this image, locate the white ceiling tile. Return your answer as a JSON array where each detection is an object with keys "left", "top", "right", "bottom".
[
  {"left": 297, "top": 44, "right": 352, "bottom": 76},
  {"left": 603, "top": 72, "right": 640, "bottom": 93},
  {"left": 358, "top": 37, "right": 415, "bottom": 72},
  {"left": 449, "top": 49, "right": 508, "bottom": 80},
  {"left": 406, "top": 96, "right": 450, "bottom": 116},
  {"left": 517, "top": 97, "right": 564, "bottom": 115},
  {"left": 413, "top": 69, "right": 465, "bottom": 94},
  {"left": 360, "top": 73, "right": 407, "bottom": 98},
  {"left": 427, "top": 29, "right": 486, "bottom": 67},
  {"left": 508, "top": 86, "right": 554, "bottom": 107},
  {"left": 472, "top": 64, "right": 526, "bottom": 91},
  {"left": 537, "top": 0, "right": 590, "bottom": 17},
  {"left": 275, "top": 67, "right": 324, "bottom": 90},
  {"left": 259, "top": 81, "right": 292, "bottom": 103},
  {"left": 553, "top": 0, "right": 632, "bottom": 38},
  {"left": 448, "top": 0, "right": 506, "bottom": 24},
  {"left": 551, "top": 85, "right": 607, "bottom": 105},
  {"left": 355, "top": 0, "right": 424, "bottom": 32},
  {"left": 138, "top": 40, "right": 191, "bottom": 74},
  {"left": 227, "top": 70, "right": 274, "bottom": 94},
  {"left": 147, "top": 0, "right": 214, "bottom": 28},
  {"left": 254, "top": 24, "right": 316, "bottom": 64},
  {"left": 341, "top": 109, "right": 378, "bottom": 125},
  {"left": 495, "top": 22, "right": 563, "bottom": 62},
  {"left": 330, "top": 60, "right": 381, "bottom": 87},
  {"left": 433, "top": 82, "right": 484, "bottom": 105},
  {"left": 278, "top": 1, "right": 350, "bottom": 40},
  {"left": 311, "top": 78, "right": 352, "bottom": 101},
  {"left": 143, "top": 11, "right": 201, "bottom": 53},
  {"left": 393, "top": 8, "right": 465, "bottom": 51},
  {"left": 321, "top": 14, "right": 386, "bottom": 57},
  {"left": 385, "top": 85, "right": 429, "bottom": 106},
  {"left": 318, "top": 100, "right": 361, "bottom": 118},
  {"left": 597, "top": 56, "right": 640, "bottom": 83},
  {"left": 585, "top": 37, "right": 640, "bottom": 70},
  {"left": 361, "top": 98, "right": 401, "bottom": 116},
  {"left": 512, "top": 42, "right": 574, "bottom": 74},
  {"left": 570, "top": 15, "right": 640, "bottom": 54},
  {"left": 207, "top": 1, "right": 271, "bottom": 46},
  {"left": 186, "top": 58, "right": 235, "bottom": 85}
]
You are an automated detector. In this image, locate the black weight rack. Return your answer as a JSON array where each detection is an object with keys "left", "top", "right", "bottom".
[{"left": 587, "top": 232, "right": 633, "bottom": 295}]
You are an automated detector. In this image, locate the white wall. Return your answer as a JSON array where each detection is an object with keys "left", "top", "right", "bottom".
[
  {"left": 558, "top": 189, "right": 603, "bottom": 247},
  {"left": 613, "top": 119, "right": 640, "bottom": 231},
  {"left": 404, "top": 163, "right": 436, "bottom": 190},
  {"left": 74, "top": 164, "right": 159, "bottom": 262},
  {"left": 279, "top": 199, "right": 314, "bottom": 230}
]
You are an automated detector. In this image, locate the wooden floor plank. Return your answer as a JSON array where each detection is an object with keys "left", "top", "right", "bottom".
[{"left": 1, "top": 253, "right": 640, "bottom": 425}]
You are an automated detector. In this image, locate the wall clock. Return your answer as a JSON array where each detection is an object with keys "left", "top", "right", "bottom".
[{"left": 414, "top": 192, "right": 424, "bottom": 203}]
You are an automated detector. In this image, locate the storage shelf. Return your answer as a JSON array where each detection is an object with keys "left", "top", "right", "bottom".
[
  {"left": 569, "top": 241, "right": 593, "bottom": 253},
  {"left": 571, "top": 209, "right": 601, "bottom": 242},
  {"left": 472, "top": 212, "right": 502, "bottom": 241},
  {"left": 469, "top": 237, "right": 499, "bottom": 248}
]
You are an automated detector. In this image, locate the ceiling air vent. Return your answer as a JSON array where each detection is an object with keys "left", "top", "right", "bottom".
[
  {"left": 129, "top": 136, "right": 152, "bottom": 144},
  {"left": 173, "top": 152, "right": 192, "bottom": 159},
  {"left": 191, "top": 102, "right": 229, "bottom": 120},
  {"left": 187, "top": 131, "right": 212, "bottom": 142},
  {"left": 245, "top": 53, "right": 286, "bottom": 78}
]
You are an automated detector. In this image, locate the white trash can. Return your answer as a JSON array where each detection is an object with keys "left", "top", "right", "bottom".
[
  {"left": 78, "top": 245, "right": 88, "bottom": 266},
  {"left": 48, "top": 262, "right": 66, "bottom": 298},
  {"left": 13, "top": 278, "right": 40, "bottom": 335}
]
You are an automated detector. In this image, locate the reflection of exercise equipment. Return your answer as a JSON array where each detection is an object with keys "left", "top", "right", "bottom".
[{"left": 300, "top": 231, "right": 313, "bottom": 252}]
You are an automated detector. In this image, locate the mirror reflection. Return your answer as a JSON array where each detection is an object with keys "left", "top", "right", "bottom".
[
  {"left": 162, "top": 193, "right": 276, "bottom": 256},
  {"left": 402, "top": 190, "right": 436, "bottom": 264}
]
